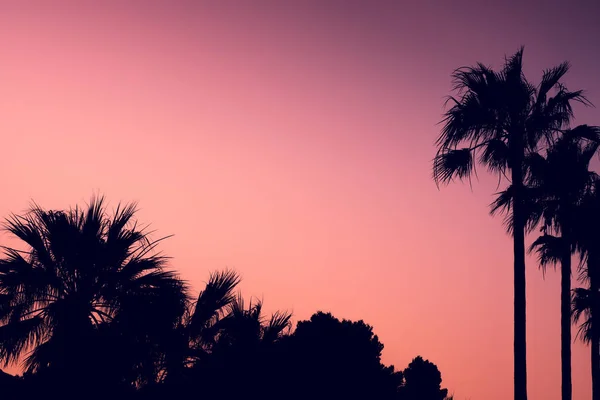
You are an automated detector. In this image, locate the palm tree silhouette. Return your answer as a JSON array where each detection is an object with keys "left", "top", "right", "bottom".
[
  {"left": 158, "top": 269, "right": 241, "bottom": 384},
  {"left": 526, "top": 128, "right": 599, "bottom": 400},
  {"left": 433, "top": 47, "right": 590, "bottom": 400},
  {"left": 0, "top": 196, "right": 186, "bottom": 394},
  {"left": 210, "top": 293, "right": 292, "bottom": 350},
  {"left": 571, "top": 179, "right": 600, "bottom": 400},
  {"left": 197, "top": 294, "right": 292, "bottom": 397},
  {"left": 153, "top": 270, "right": 291, "bottom": 399},
  {"left": 158, "top": 268, "right": 292, "bottom": 385},
  {"left": 572, "top": 287, "right": 596, "bottom": 391}
]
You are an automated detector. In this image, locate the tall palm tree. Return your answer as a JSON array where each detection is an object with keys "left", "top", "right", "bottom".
[
  {"left": 0, "top": 197, "right": 186, "bottom": 393},
  {"left": 571, "top": 178, "right": 600, "bottom": 400},
  {"left": 433, "top": 47, "right": 590, "bottom": 400},
  {"left": 526, "top": 128, "right": 599, "bottom": 400}
]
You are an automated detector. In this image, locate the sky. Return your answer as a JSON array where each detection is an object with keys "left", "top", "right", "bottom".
[{"left": 0, "top": 1, "right": 599, "bottom": 398}]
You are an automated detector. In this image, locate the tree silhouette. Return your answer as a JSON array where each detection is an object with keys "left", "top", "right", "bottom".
[
  {"left": 208, "top": 293, "right": 292, "bottom": 350},
  {"left": 433, "top": 47, "right": 590, "bottom": 400},
  {"left": 282, "top": 311, "right": 403, "bottom": 400},
  {"left": 400, "top": 356, "right": 449, "bottom": 400},
  {"left": 0, "top": 197, "right": 186, "bottom": 397},
  {"left": 0, "top": 197, "right": 453, "bottom": 399},
  {"left": 141, "top": 270, "right": 292, "bottom": 399},
  {"left": 158, "top": 269, "right": 241, "bottom": 386},
  {"left": 187, "top": 294, "right": 292, "bottom": 400}
]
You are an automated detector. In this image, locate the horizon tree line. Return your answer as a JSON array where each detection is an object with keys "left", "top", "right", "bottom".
[{"left": 0, "top": 196, "right": 451, "bottom": 400}]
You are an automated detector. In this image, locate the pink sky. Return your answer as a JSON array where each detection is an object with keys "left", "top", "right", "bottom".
[{"left": 1, "top": 1, "right": 599, "bottom": 398}]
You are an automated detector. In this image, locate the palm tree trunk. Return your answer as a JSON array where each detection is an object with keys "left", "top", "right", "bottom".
[
  {"left": 514, "top": 219, "right": 527, "bottom": 400},
  {"left": 560, "top": 236, "right": 572, "bottom": 400},
  {"left": 512, "top": 159, "right": 527, "bottom": 400},
  {"left": 590, "top": 255, "right": 600, "bottom": 400},
  {"left": 593, "top": 313, "right": 600, "bottom": 400}
]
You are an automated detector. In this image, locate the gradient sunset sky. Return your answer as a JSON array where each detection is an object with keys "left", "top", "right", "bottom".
[{"left": 1, "top": 1, "right": 600, "bottom": 399}]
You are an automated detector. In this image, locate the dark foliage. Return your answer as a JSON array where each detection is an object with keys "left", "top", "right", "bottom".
[
  {"left": 0, "top": 197, "right": 451, "bottom": 400},
  {"left": 140, "top": 311, "right": 449, "bottom": 400},
  {"left": 433, "top": 47, "right": 594, "bottom": 400},
  {"left": 280, "top": 312, "right": 404, "bottom": 400},
  {"left": 400, "top": 356, "right": 448, "bottom": 400}
]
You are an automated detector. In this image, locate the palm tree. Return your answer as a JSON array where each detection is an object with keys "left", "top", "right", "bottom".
[
  {"left": 571, "top": 179, "right": 600, "bottom": 400},
  {"left": 158, "top": 269, "right": 241, "bottom": 384},
  {"left": 526, "top": 128, "right": 599, "bottom": 400},
  {"left": 433, "top": 47, "right": 590, "bottom": 400},
  {"left": 154, "top": 270, "right": 291, "bottom": 399},
  {"left": 0, "top": 196, "right": 186, "bottom": 393},
  {"left": 210, "top": 294, "right": 292, "bottom": 350}
]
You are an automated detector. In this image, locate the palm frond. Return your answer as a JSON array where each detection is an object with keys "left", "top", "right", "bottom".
[
  {"left": 529, "top": 234, "right": 564, "bottom": 273},
  {"left": 117, "top": 255, "right": 168, "bottom": 282},
  {"left": 23, "top": 337, "right": 54, "bottom": 373},
  {"left": 582, "top": 141, "right": 600, "bottom": 167},
  {"left": 3, "top": 211, "right": 55, "bottom": 273},
  {"left": 480, "top": 139, "right": 509, "bottom": 174},
  {"left": 438, "top": 92, "right": 500, "bottom": 150},
  {"left": 189, "top": 269, "right": 241, "bottom": 337},
  {"left": 0, "top": 316, "right": 47, "bottom": 367},
  {"left": 106, "top": 202, "right": 142, "bottom": 254},
  {"left": 262, "top": 310, "right": 292, "bottom": 344},
  {"left": 536, "top": 61, "right": 571, "bottom": 105},
  {"left": 489, "top": 185, "right": 544, "bottom": 234},
  {"left": 503, "top": 46, "right": 524, "bottom": 79},
  {"left": 0, "top": 250, "right": 62, "bottom": 314},
  {"left": 523, "top": 152, "right": 547, "bottom": 186},
  {"left": 489, "top": 186, "right": 514, "bottom": 231},
  {"left": 433, "top": 148, "right": 475, "bottom": 186},
  {"left": 227, "top": 292, "right": 247, "bottom": 318},
  {"left": 545, "top": 87, "right": 590, "bottom": 127},
  {"left": 80, "top": 195, "right": 106, "bottom": 244},
  {"left": 567, "top": 124, "right": 600, "bottom": 144},
  {"left": 571, "top": 287, "right": 593, "bottom": 343}
]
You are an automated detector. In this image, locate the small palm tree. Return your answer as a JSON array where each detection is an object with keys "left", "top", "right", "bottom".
[
  {"left": 157, "top": 270, "right": 291, "bottom": 397},
  {"left": 571, "top": 180, "right": 600, "bottom": 400},
  {"left": 196, "top": 295, "right": 291, "bottom": 399},
  {"left": 525, "top": 128, "right": 599, "bottom": 400},
  {"left": 158, "top": 269, "right": 241, "bottom": 384},
  {"left": 0, "top": 197, "right": 186, "bottom": 392},
  {"left": 433, "top": 47, "right": 589, "bottom": 400},
  {"left": 211, "top": 294, "right": 292, "bottom": 350}
]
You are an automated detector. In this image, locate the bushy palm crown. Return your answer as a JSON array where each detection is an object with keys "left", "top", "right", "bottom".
[
  {"left": 433, "top": 47, "right": 589, "bottom": 220},
  {"left": 527, "top": 130, "right": 600, "bottom": 269},
  {"left": 156, "top": 269, "right": 241, "bottom": 382},
  {"left": 0, "top": 197, "right": 186, "bottom": 374},
  {"left": 571, "top": 179, "right": 600, "bottom": 343},
  {"left": 211, "top": 294, "right": 292, "bottom": 349},
  {"left": 159, "top": 269, "right": 291, "bottom": 382}
]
